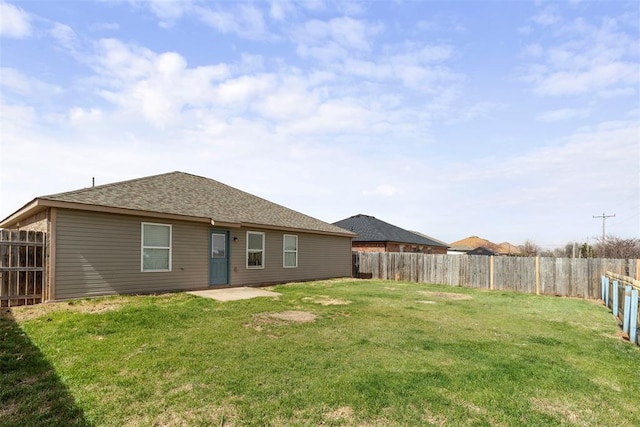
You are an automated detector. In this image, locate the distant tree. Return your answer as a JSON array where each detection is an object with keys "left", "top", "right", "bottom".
[
  {"left": 539, "top": 249, "right": 555, "bottom": 257},
  {"left": 519, "top": 239, "right": 540, "bottom": 257},
  {"left": 594, "top": 235, "right": 640, "bottom": 259},
  {"left": 579, "top": 242, "right": 595, "bottom": 258}
]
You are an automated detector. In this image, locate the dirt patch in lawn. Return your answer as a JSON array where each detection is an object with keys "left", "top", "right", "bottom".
[
  {"left": 417, "top": 291, "right": 472, "bottom": 300},
  {"left": 5, "top": 299, "right": 123, "bottom": 321},
  {"left": 530, "top": 397, "right": 589, "bottom": 426},
  {"left": 302, "top": 295, "right": 351, "bottom": 306},
  {"left": 246, "top": 311, "right": 317, "bottom": 331},
  {"left": 323, "top": 406, "right": 354, "bottom": 423},
  {"left": 268, "top": 311, "right": 316, "bottom": 322}
]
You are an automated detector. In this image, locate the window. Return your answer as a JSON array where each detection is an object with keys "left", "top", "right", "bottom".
[
  {"left": 141, "top": 223, "right": 172, "bottom": 272},
  {"left": 211, "top": 233, "right": 226, "bottom": 258},
  {"left": 283, "top": 234, "right": 298, "bottom": 268},
  {"left": 247, "top": 231, "right": 265, "bottom": 269}
]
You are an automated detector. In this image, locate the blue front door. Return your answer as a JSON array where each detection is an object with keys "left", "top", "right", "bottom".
[{"left": 209, "top": 231, "right": 229, "bottom": 285}]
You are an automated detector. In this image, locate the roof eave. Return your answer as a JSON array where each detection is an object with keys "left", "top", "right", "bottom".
[
  {"left": 1, "top": 199, "right": 356, "bottom": 238},
  {"left": 0, "top": 199, "right": 45, "bottom": 228},
  {"left": 3, "top": 199, "right": 215, "bottom": 226},
  {"left": 239, "top": 221, "right": 356, "bottom": 237},
  {"left": 354, "top": 239, "right": 448, "bottom": 247}
]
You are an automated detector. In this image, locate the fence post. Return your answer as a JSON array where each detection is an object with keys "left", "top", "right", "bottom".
[
  {"left": 630, "top": 289, "right": 639, "bottom": 345},
  {"left": 623, "top": 286, "right": 632, "bottom": 335},
  {"left": 612, "top": 280, "right": 619, "bottom": 317},
  {"left": 601, "top": 275, "right": 606, "bottom": 302},
  {"left": 604, "top": 276, "right": 610, "bottom": 307},
  {"left": 535, "top": 257, "right": 540, "bottom": 295},
  {"left": 489, "top": 256, "right": 494, "bottom": 291}
]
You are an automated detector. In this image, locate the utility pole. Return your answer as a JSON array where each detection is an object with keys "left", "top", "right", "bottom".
[{"left": 592, "top": 212, "right": 615, "bottom": 242}]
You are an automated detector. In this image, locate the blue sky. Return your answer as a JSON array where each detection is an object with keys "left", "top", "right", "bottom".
[{"left": 1, "top": 0, "right": 638, "bottom": 248}]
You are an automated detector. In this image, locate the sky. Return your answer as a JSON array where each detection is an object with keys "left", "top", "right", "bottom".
[{"left": 0, "top": 0, "right": 639, "bottom": 249}]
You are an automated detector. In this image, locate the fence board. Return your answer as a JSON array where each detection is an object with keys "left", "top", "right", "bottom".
[
  {"left": 354, "top": 252, "right": 640, "bottom": 299},
  {"left": 0, "top": 230, "right": 46, "bottom": 307}
]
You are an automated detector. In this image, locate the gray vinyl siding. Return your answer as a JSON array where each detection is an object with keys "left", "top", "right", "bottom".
[
  {"left": 55, "top": 209, "right": 209, "bottom": 299},
  {"left": 53, "top": 209, "right": 352, "bottom": 300},
  {"left": 229, "top": 228, "right": 352, "bottom": 286}
]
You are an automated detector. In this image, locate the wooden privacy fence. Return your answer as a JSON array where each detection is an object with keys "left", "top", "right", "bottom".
[
  {"left": 601, "top": 272, "right": 639, "bottom": 346},
  {"left": 354, "top": 252, "right": 639, "bottom": 299},
  {"left": 0, "top": 230, "right": 46, "bottom": 307}
]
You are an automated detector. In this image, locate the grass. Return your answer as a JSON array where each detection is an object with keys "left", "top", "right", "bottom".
[{"left": 1, "top": 279, "right": 639, "bottom": 426}]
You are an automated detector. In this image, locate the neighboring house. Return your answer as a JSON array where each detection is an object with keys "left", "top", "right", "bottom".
[
  {"left": 467, "top": 246, "right": 500, "bottom": 256},
  {"left": 449, "top": 236, "right": 520, "bottom": 256},
  {"left": 0, "top": 172, "right": 355, "bottom": 301},
  {"left": 449, "top": 236, "right": 498, "bottom": 254},
  {"left": 333, "top": 214, "right": 449, "bottom": 254},
  {"left": 496, "top": 242, "right": 521, "bottom": 256}
]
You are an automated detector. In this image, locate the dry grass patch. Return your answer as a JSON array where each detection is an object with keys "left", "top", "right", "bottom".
[
  {"left": 122, "top": 402, "right": 238, "bottom": 427},
  {"left": 323, "top": 406, "right": 354, "bottom": 423},
  {"left": 530, "top": 397, "right": 588, "bottom": 426},
  {"left": 268, "top": 311, "right": 316, "bottom": 322},
  {"left": 303, "top": 295, "right": 352, "bottom": 306},
  {"left": 417, "top": 291, "right": 473, "bottom": 300},
  {"left": 246, "top": 311, "right": 317, "bottom": 331},
  {"left": 6, "top": 299, "right": 123, "bottom": 321}
]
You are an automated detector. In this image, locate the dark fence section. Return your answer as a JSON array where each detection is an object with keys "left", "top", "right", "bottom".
[{"left": 0, "top": 230, "right": 46, "bottom": 307}]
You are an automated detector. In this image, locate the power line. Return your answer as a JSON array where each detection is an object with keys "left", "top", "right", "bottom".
[{"left": 592, "top": 212, "right": 615, "bottom": 242}]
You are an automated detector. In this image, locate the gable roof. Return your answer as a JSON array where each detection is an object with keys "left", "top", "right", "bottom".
[
  {"left": 333, "top": 214, "right": 448, "bottom": 247},
  {"left": 1, "top": 172, "right": 354, "bottom": 236},
  {"left": 496, "top": 242, "right": 521, "bottom": 255},
  {"left": 449, "top": 235, "right": 498, "bottom": 251}
]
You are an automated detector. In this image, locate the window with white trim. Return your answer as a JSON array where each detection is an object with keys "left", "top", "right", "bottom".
[
  {"left": 141, "top": 222, "right": 172, "bottom": 272},
  {"left": 247, "top": 231, "right": 265, "bottom": 269},
  {"left": 283, "top": 234, "right": 298, "bottom": 268}
]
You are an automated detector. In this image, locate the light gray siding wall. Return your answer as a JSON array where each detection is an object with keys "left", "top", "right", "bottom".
[
  {"left": 55, "top": 209, "right": 209, "bottom": 299},
  {"left": 229, "top": 228, "right": 352, "bottom": 285}
]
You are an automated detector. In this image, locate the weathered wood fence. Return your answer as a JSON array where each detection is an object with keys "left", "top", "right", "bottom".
[
  {"left": 354, "top": 252, "right": 639, "bottom": 299},
  {"left": 602, "top": 272, "right": 639, "bottom": 346},
  {"left": 0, "top": 230, "right": 46, "bottom": 307}
]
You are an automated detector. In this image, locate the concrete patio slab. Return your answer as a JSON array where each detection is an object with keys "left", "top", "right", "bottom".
[{"left": 188, "top": 287, "right": 282, "bottom": 302}]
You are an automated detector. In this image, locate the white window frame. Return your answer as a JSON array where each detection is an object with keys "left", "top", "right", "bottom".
[
  {"left": 283, "top": 234, "right": 298, "bottom": 268},
  {"left": 141, "top": 222, "right": 172, "bottom": 272},
  {"left": 246, "top": 231, "right": 265, "bottom": 269}
]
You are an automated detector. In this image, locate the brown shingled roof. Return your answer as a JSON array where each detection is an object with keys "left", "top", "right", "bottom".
[
  {"left": 449, "top": 236, "right": 498, "bottom": 251},
  {"left": 496, "top": 242, "right": 521, "bottom": 255},
  {"left": 3, "top": 172, "right": 353, "bottom": 236}
]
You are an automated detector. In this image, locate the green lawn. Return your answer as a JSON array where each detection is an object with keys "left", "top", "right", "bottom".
[{"left": 2, "top": 279, "right": 639, "bottom": 426}]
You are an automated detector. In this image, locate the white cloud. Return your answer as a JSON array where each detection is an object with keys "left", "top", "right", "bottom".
[
  {"left": 533, "top": 62, "right": 638, "bottom": 96},
  {"left": 519, "top": 8, "right": 640, "bottom": 97},
  {"left": 196, "top": 3, "right": 268, "bottom": 39},
  {"left": 50, "top": 22, "right": 78, "bottom": 50},
  {"left": 269, "top": 0, "right": 294, "bottom": 21},
  {"left": 531, "top": 6, "right": 561, "bottom": 26},
  {"left": 0, "top": 67, "right": 62, "bottom": 97},
  {"left": 536, "top": 107, "right": 590, "bottom": 122},
  {"left": 139, "top": 0, "right": 192, "bottom": 28},
  {"left": 293, "top": 16, "right": 383, "bottom": 59},
  {"left": 0, "top": 1, "right": 31, "bottom": 38}
]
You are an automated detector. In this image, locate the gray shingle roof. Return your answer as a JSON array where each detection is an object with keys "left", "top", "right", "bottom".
[
  {"left": 39, "top": 172, "right": 353, "bottom": 235},
  {"left": 332, "top": 214, "right": 448, "bottom": 247}
]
